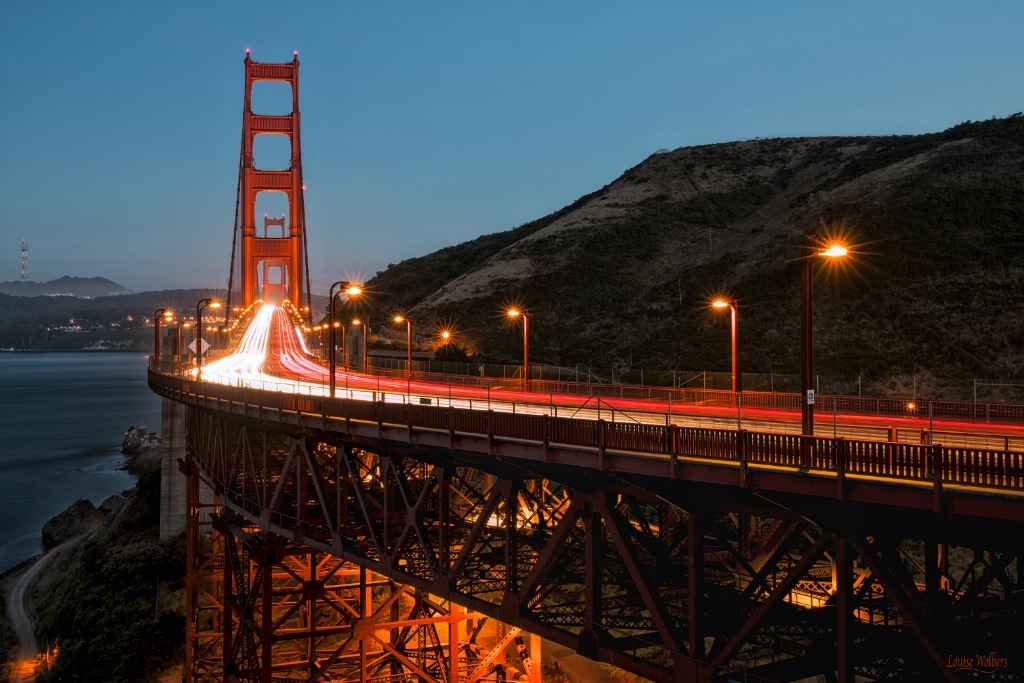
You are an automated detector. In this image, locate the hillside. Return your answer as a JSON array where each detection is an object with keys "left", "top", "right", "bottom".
[
  {"left": 0, "top": 289, "right": 226, "bottom": 350},
  {"left": 358, "top": 115, "right": 1024, "bottom": 399}
]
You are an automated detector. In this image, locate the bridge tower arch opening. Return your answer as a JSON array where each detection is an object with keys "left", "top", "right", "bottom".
[
  {"left": 258, "top": 214, "right": 289, "bottom": 304},
  {"left": 227, "top": 51, "right": 311, "bottom": 320}
]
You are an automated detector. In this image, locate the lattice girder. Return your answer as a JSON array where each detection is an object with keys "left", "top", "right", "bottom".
[{"left": 185, "top": 407, "right": 1023, "bottom": 682}]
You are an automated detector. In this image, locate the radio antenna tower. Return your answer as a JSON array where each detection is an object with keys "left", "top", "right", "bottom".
[{"left": 20, "top": 239, "right": 28, "bottom": 281}]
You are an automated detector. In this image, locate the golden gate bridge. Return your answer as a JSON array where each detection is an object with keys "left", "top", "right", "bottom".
[{"left": 148, "top": 52, "right": 1023, "bottom": 683}]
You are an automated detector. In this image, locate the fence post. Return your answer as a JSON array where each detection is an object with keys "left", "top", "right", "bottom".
[
  {"left": 836, "top": 437, "right": 845, "bottom": 501},
  {"left": 486, "top": 410, "right": 495, "bottom": 456},
  {"left": 738, "top": 430, "right": 748, "bottom": 488},
  {"left": 543, "top": 416, "right": 551, "bottom": 461},
  {"left": 668, "top": 424, "right": 680, "bottom": 479},
  {"left": 597, "top": 419, "right": 606, "bottom": 470},
  {"left": 932, "top": 443, "right": 943, "bottom": 512}
]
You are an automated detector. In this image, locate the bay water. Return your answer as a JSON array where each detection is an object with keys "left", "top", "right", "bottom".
[{"left": 0, "top": 352, "right": 160, "bottom": 573}]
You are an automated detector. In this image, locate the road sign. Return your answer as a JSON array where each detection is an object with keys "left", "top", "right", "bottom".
[
  {"left": 806, "top": 389, "right": 815, "bottom": 405},
  {"left": 188, "top": 338, "right": 210, "bottom": 356}
]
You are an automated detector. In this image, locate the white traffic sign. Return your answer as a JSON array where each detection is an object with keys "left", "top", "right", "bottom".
[{"left": 188, "top": 338, "right": 210, "bottom": 356}]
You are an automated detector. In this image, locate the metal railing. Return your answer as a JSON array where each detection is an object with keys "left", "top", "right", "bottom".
[{"left": 151, "top": 370, "right": 1024, "bottom": 499}]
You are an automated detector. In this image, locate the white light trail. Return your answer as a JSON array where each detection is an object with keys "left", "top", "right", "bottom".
[{"left": 200, "top": 303, "right": 275, "bottom": 383}]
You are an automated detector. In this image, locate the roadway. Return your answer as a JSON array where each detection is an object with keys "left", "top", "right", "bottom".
[
  {"left": 4, "top": 542, "right": 69, "bottom": 683},
  {"left": 195, "top": 303, "right": 1024, "bottom": 451}
]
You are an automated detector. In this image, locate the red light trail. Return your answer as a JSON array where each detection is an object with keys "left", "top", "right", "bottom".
[{"left": 199, "top": 303, "right": 1024, "bottom": 447}]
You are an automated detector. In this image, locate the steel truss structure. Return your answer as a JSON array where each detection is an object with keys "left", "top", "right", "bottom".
[
  {"left": 184, "top": 454, "right": 538, "bottom": 683},
  {"left": 180, "top": 404, "right": 1022, "bottom": 682}
]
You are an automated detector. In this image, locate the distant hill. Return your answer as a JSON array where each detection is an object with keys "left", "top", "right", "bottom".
[
  {"left": 0, "top": 286, "right": 328, "bottom": 351},
  {"left": 359, "top": 115, "right": 1024, "bottom": 399},
  {"left": 0, "top": 276, "right": 131, "bottom": 298}
]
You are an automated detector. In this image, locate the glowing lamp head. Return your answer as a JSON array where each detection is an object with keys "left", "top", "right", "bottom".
[
  {"left": 907, "top": 402, "right": 916, "bottom": 411},
  {"left": 507, "top": 309, "right": 521, "bottom": 318},
  {"left": 352, "top": 318, "right": 362, "bottom": 326},
  {"left": 394, "top": 315, "right": 406, "bottom": 323},
  {"left": 821, "top": 244, "right": 848, "bottom": 258},
  {"left": 209, "top": 301, "right": 221, "bottom": 309},
  {"left": 345, "top": 285, "right": 362, "bottom": 296},
  {"left": 333, "top": 321, "right": 340, "bottom": 328},
  {"left": 712, "top": 300, "right": 729, "bottom": 309},
  {"left": 441, "top": 331, "right": 451, "bottom": 340},
  {"left": 162, "top": 311, "right": 174, "bottom": 319}
]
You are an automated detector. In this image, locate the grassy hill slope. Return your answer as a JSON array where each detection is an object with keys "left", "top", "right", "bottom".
[{"left": 357, "top": 115, "right": 1024, "bottom": 399}]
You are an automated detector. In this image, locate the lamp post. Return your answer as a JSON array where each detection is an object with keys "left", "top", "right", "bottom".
[
  {"left": 329, "top": 281, "right": 362, "bottom": 398},
  {"left": 394, "top": 315, "right": 412, "bottom": 378},
  {"left": 801, "top": 237, "right": 848, "bottom": 436},
  {"left": 153, "top": 309, "right": 173, "bottom": 363},
  {"left": 712, "top": 299, "right": 738, "bottom": 393},
  {"left": 352, "top": 317, "right": 370, "bottom": 373},
  {"left": 195, "top": 298, "right": 221, "bottom": 380},
  {"left": 507, "top": 308, "right": 530, "bottom": 389}
]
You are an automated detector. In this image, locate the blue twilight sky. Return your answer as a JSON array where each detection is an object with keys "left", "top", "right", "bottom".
[{"left": 1, "top": 2, "right": 1021, "bottom": 293}]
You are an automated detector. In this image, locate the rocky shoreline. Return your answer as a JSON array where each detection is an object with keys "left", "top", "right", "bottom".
[
  {"left": 39, "top": 446, "right": 160, "bottom": 548},
  {"left": 1, "top": 445, "right": 185, "bottom": 682}
]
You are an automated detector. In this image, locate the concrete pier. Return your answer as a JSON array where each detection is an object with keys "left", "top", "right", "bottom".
[{"left": 159, "top": 396, "right": 187, "bottom": 540}]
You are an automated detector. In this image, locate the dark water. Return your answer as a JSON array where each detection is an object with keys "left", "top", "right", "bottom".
[{"left": 0, "top": 352, "right": 160, "bottom": 573}]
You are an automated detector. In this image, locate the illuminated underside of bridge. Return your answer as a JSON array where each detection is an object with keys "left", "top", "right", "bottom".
[{"left": 151, "top": 302, "right": 1023, "bottom": 683}]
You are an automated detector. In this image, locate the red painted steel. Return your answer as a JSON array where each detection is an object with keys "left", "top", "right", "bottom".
[
  {"left": 227, "top": 53, "right": 310, "bottom": 317},
  {"left": 150, "top": 370, "right": 1024, "bottom": 521},
  {"left": 172, "top": 404, "right": 1021, "bottom": 682}
]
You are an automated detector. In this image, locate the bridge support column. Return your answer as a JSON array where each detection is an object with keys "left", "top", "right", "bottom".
[
  {"left": 834, "top": 538, "right": 854, "bottom": 683},
  {"left": 160, "top": 396, "right": 188, "bottom": 540}
]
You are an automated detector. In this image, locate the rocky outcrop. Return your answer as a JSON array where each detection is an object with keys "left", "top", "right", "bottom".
[
  {"left": 41, "top": 499, "right": 105, "bottom": 548},
  {"left": 99, "top": 494, "right": 124, "bottom": 514}
]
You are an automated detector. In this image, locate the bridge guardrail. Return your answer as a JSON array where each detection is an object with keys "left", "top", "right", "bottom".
[
  {"left": 150, "top": 349, "right": 1024, "bottom": 426},
  {"left": 151, "top": 370, "right": 1024, "bottom": 500}
]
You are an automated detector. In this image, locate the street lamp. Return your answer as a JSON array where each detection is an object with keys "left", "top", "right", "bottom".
[
  {"left": 195, "top": 298, "right": 221, "bottom": 380},
  {"left": 394, "top": 315, "right": 412, "bottom": 378},
  {"left": 711, "top": 299, "right": 738, "bottom": 393},
  {"left": 801, "top": 237, "right": 848, "bottom": 436},
  {"left": 507, "top": 308, "right": 530, "bottom": 389},
  {"left": 329, "top": 281, "right": 362, "bottom": 398},
  {"left": 153, "top": 308, "right": 173, "bottom": 363},
  {"left": 352, "top": 317, "right": 370, "bottom": 373}
]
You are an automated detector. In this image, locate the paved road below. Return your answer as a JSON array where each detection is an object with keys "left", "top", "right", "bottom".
[{"left": 5, "top": 543, "right": 69, "bottom": 683}]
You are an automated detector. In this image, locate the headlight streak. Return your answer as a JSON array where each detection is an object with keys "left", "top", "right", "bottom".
[
  {"left": 293, "top": 324, "right": 313, "bottom": 355},
  {"left": 190, "top": 308, "right": 1024, "bottom": 446},
  {"left": 200, "top": 303, "right": 275, "bottom": 384}
]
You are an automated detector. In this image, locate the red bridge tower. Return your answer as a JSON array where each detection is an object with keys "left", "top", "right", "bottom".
[{"left": 227, "top": 51, "right": 311, "bottom": 318}]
